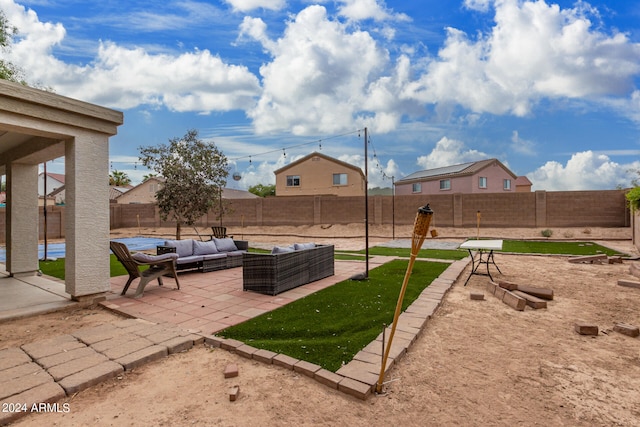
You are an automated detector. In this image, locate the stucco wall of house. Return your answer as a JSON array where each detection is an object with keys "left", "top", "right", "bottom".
[
  {"left": 396, "top": 163, "right": 516, "bottom": 196},
  {"left": 275, "top": 155, "right": 364, "bottom": 197},
  {"left": 116, "top": 179, "right": 162, "bottom": 204}
]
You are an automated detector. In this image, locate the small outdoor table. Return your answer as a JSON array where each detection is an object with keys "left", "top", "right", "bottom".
[{"left": 459, "top": 239, "right": 503, "bottom": 286}]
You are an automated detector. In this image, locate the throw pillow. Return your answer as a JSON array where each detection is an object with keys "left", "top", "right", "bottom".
[
  {"left": 193, "top": 240, "right": 219, "bottom": 255},
  {"left": 164, "top": 239, "right": 194, "bottom": 257},
  {"left": 294, "top": 242, "right": 316, "bottom": 250},
  {"left": 213, "top": 238, "right": 238, "bottom": 252},
  {"left": 271, "top": 245, "right": 295, "bottom": 254}
]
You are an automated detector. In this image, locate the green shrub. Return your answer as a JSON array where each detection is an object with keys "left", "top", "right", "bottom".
[
  {"left": 626, "top": 187, "right": 640, "bottom": 211},
  {"left": 540, "top": 229, "right": 553, "bottom": 238}
]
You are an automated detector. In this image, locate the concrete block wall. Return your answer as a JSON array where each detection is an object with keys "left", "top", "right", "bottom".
[{"left": 0, "top": 189, "right": 630, "bottom": 243}]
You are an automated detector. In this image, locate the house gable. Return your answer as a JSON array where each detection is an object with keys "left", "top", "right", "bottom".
[
  {"left": 396, "top": 159, "right": 521, "bottom": 195},
  {"left": 274, "top": 152, "right": 365, "bottom": 197}
]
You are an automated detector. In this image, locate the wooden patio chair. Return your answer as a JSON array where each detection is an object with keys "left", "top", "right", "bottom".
[
  {"left": 210, "top": 226, "right": 232, "bottom": 239},
  {"left": 110, "top": 241, "right": 180, "bottom": 298}
]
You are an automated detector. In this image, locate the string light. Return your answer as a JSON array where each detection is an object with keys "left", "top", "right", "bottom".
[{"left": 229, "top": 129, "right": 362, "bottom": 163}]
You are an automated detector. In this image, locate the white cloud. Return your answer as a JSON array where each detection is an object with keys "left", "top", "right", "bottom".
[
  {"left": 510, "top": 130, "right": 536, "bottom": 156},
  {"left": 336, "top": 0, "right": 411, "bottom": 22},
  {"left": 527, "top": 151, "right": 640, "bottom": 190},
  {"left": 411, "top": 0, "right": 640, "bottom": 117},
  {"left": 247, "top": 5, "right": 392, "bottom": 134},
  {"left": 416, "top": 137, "right": 489, "bottom": 170},
  {"left": 2, "top": 2, "right": 261, "bottom": 112},
  {"left": 223, "top": 0, "right": 286, "bottom": 13},
  {"left": 463, "top": 0, "right": 492, "bottom": 13}
]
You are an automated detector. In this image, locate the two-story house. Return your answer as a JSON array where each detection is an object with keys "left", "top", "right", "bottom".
[
  {"left": 274, "top": 152, "right": 365, "bottom": 196},
  {"left": 395, "top": 158, "right": 530, "bottom": 195}
]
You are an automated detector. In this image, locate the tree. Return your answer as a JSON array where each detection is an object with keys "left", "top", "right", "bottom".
[
  {"left": 248, "top": 183, "right": 275, "bottom": 197},
  {"left": 0, "top": 10, "right": 26, "bottom": 84},
  {"left": 142, "top": 173, "right": 157, "bottom": 182},
  {"left": 139, "top": 129, "right": 229, "bottom": 239},
  {"left": 109, "top": 170, "right": 131, "bottom": 186}
]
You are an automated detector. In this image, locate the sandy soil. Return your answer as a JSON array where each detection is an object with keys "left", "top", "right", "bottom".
[{"left": 4, "top": 225, "right": 640, "bottom": 426}]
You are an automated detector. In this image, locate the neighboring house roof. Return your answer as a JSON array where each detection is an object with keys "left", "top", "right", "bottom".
[
  {"left": 274, "top": 151, "right": 365, "bottom": 178},
  {"left": 515, "top": 176, "right": 533, "bottom": 186},
  {"left": 396, "top": 158, "right": 517, "bottom": 183},
  {"left": 223, "top": 188, "right": 259, "bottom": 199},
  {"left": 42, "top": 172, "right": 65, "bottom": 184},
  {"left": 109, "top": 186, "right": 129, "bottom": 200}
]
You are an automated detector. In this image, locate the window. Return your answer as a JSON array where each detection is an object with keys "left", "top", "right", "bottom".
[
  {"left": 479, "top": 177, "right": 487, "bottom": 189},
  {"left": 503, "top": 179, "right": 511, "bottom": 190},
  {"left": 286, "top": 175, "right": 300, "bottom": 187},
  {"left": 333, "top": 173, "right": 348, "bottom": 186},
  {"left": 440, "top": 179, "right": 451, "bottom": 190},
  {"left": 412, "top": 183, "right": 422, "bottom": 193}
]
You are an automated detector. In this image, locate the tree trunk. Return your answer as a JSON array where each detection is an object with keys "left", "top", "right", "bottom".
[{"left": 176, "top": 222, "right": 182, "bottom": 240}]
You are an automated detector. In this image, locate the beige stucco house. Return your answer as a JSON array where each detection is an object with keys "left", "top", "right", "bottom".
[
  {"left": 115, "top": 177, "right": 259, "bottom": 204},
  {"left": 395, "top": 158, "right": 528, "bottom": 195},
  {"left": 115, "top": 176, "right": 164, "bottom": 204},
  {"left": 274, "top": 152, "right": 365, "bottom": 197},
  {"left": 0, "top": 79, "right": 123, "bottom": 301}
]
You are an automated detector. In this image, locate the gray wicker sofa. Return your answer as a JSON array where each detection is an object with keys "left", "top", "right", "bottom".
[
  {"left": 157, "top": 238, "right": 248, "bottom": 272},
  {"left": 242, "top": 243, "right": 335, "bottom": 295}
]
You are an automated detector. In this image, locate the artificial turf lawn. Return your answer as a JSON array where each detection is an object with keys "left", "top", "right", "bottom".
[{"left": 217, "top": 259, "right": 449, "bottom": 372}]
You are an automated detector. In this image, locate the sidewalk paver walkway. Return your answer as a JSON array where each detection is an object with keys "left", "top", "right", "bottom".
[{"left": 1, "top": 255, "right": 471, "bottom": 424}]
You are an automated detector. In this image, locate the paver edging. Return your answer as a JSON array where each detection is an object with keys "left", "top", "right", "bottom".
[{"left": 210, "top": 256, "right": 472, "bottom": 400}]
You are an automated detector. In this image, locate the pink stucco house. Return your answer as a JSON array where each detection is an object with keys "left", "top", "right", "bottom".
[{"left": 395, "top": 159, "right": 531, "bottom": 195}]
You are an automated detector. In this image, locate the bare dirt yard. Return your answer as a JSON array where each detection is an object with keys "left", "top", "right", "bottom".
[{"left": 3, "top": 225, "right": 640, "bottom": 426}]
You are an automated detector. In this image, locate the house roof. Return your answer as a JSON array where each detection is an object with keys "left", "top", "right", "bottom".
[
  {"left": 515, "top": 176, "right": 533, "bottom": 186},
  {"left": 38, "top": 172, "right": 65, "bottom": 184},
  {"left": 396, "top": 158, "right": 517, "bottom": 183},
  {"left": 222, "top": 188, "right": 259, "bottom": 199},
  {"left": 274, "top": 151, "right": 364, "bottom": 178}
]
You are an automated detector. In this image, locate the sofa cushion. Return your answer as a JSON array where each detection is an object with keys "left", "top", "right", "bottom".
[
  {"left": 294, "top": 242, "right": 316, "bottom": 250},
  {"left": 175, "top": 255, "right": 203, "bottom": 265},
  {"left": 164, "top": 239, "right": 194, "bottom": 258},
  {"left": 202, "top": 253, "right": 227, "bottom": 261},
  {"left": 214, "top": 238, "right": 238, "bottom": 252},
  {"left": 132, "top": 252, "right": 179, "bottom": 263},
  {"left": 193, "top": 240, "right": 219, "bottom": 255},
  {"left": 271, "top": 245, "right": 295, "bottom": 254}
]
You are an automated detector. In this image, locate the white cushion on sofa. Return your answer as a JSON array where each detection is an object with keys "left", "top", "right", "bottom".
[
  {"left": 164, "top": 239, "right": 194, "bottom": 257},
  {"left": 271, "top": 245, "right": 295, "bottom": 254},
  {"left": 294, "top": 242, "right": 316, "bottom": 250},
  {"left": 132, "top": 252, "right": 179, "bottom": 263},
  {"left": 213, "top": 238, "right": 238, "bottom": 252},
  {"left": 194, "top": 240, "right": 219, "bottom": 255}
]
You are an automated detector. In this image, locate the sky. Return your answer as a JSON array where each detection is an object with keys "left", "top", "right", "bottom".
[{"left": 2, "top": 0, "right": 640, "bottom": 191}]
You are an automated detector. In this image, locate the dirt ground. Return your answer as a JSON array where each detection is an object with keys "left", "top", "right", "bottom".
[{"left": 4, "top": 225, "right": 640, "bottom": 426}]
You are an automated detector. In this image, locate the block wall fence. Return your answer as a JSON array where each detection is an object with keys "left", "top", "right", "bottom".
[{"left": 0, "top": 190, "right": 631, "bottom": 243}]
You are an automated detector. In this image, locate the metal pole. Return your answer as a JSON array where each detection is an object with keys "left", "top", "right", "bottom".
[
  {"left": 391, "top": 176, "right": 395, "bottom": 240},
  {"left": 42, "top": 162, "right": 47, "bottom": 261},
  {"left": 364, "top": 127, "right": 369, "bottom": 278}
]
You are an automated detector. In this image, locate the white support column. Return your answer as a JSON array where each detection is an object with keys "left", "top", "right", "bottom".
[
  {"left": 64, "top": 133, "right": 110, "bottom": 300},
  {"left": 6, "top": 162, "right": 39, "bottom": 276}
]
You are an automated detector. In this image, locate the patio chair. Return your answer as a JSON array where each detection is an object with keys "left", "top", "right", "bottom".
[
  {"left": 110, "top": 241, "right": 180, "bottom": 298},
  {"left": 210, "top": 226, "right": 232, "bottom": 239}
]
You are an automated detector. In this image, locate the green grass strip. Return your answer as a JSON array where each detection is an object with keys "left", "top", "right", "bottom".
[
  {"left": 501, "top": 240, "right": 627, "bottom": 256},
  {"left": 218, "top": 259, "right": 449, "bottom": 372},
  {"left": 350, "top": 246, "right": 468, "bottom": 260},
  {"left": 39, "top": 254, "right": 130, "bottom": 280}
]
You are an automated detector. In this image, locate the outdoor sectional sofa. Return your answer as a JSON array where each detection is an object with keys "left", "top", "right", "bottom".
[
  {"left": 157, "top": 238, "right": 249, "bottom": 272},
  {"left": 242, "top": 243, "right": 335, "bottom": 295}
]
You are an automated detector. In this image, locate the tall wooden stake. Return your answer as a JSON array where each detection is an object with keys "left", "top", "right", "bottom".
[{"left": 376, "top": 204, "right": 433, "bottom": 394}]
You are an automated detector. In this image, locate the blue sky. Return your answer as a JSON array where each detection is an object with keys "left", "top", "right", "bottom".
[{"left": 2, "top": 0, "right": 640, "bottom": 190}]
